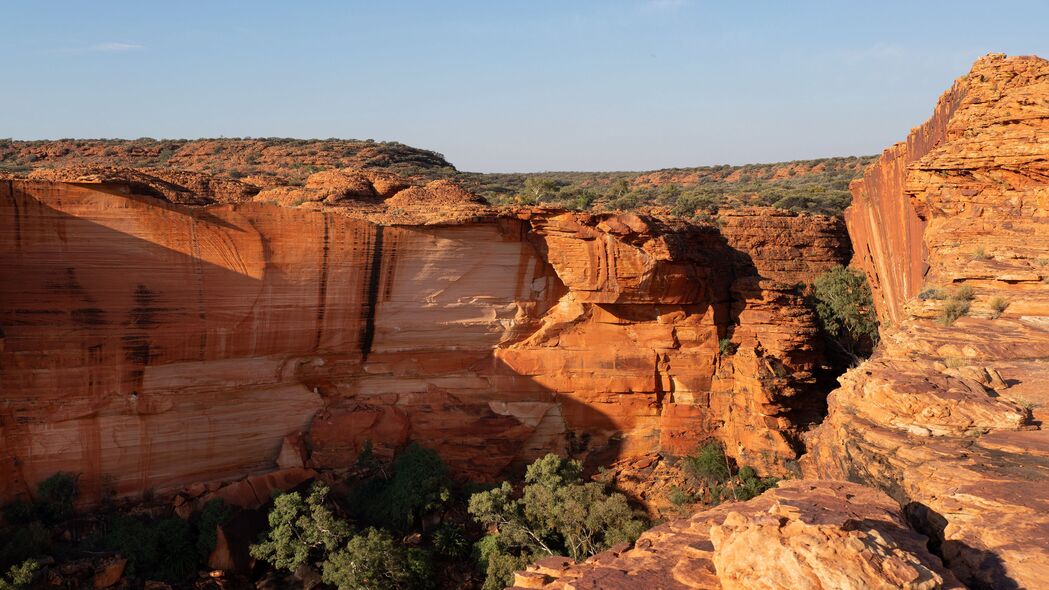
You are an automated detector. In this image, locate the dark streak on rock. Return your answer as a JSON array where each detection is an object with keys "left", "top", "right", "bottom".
[{"left": 359, "top": 224, "right": 384, "bottom": 361}]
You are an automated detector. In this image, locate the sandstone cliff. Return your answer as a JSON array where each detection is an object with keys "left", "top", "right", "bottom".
[
  {"left": 804, "top": 53, "right": 1049, "bottom": 589},
  {"left": 0, "top": 173, "right": 849, "bottom": 506}
]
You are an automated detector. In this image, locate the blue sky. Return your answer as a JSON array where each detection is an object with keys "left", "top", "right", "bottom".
[{"left": 4, "top": 1, "right": 1047, "bottom": 172}]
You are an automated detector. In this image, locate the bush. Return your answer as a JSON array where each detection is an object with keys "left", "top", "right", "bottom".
[
  {"left": 680, "top": 443, "right": 778, "bottom": 504},
  {"left": 718, "top": 338, "right": 738, "bottom": 356},
  {"left": 939, "top": 298, "right": 971, "bottom": 326},
  {"left": 250, "top": 483, "right": 351, "bottom": 572},
  {"left": 989, "top": 296, "right": 1009, "bottom": 319},
  {"left": 917, "top": 288, "right": 946, "bottom": 300},
  {"left": 321, "top": 528, "right": 431, "bottom": 590},
  {"left": 809, "top": 266, "right": 879, "bottom": 358},
  {"left": 0, "top": 560, "right": 38, "bottom": 590},
  {"left": 667, "top": 487, "right": 691, "bottom": 506},
  {"left": 0, "top": 522, "right": 51, "bottom": 571},
  {"left": 430, "top": 524, "right": 470, "bottom": 559},
  {"left": 681, "top": 443, "right": 730, "bottom": 486},
  {"left": 1, "top": 500, "right": 35, "bottom": 526},
  {"left": 735, "top": 466, "right": 779, "bottom": 501},
  {"left": 473, "top": 535, "right": 532, "bottom": 590}
]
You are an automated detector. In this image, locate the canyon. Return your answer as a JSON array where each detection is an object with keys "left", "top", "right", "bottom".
[
  {"left": 0, "top": 172, "right": 847, "bottom": 507},
  {"left": 1, "top": 52, "right": 1047, "bottom": 590}
]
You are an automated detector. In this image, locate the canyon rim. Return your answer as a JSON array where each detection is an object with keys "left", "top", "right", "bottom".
[{"left": 1, "top": 52, "right": 1048, "bottom": 590}]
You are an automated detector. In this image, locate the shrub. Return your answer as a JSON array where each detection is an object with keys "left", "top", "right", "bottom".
[
  {"left": 989, "top": 296, "right": 1010, "bottom": 319},
  {"left": 735, "top": 467, "right": 779, "bottom": 501},
  {"left": 0, "top": 560, "right": 38, "bottom": 590},
  {"left": 681, "top": 443, "right": 730, "bottom": 486},
  {"left": 972, "top": 247, "right": 990, "bottom": 260},
  {"left": 667, "top": 487, "right": 691, "bottom": 506},
  {"left": 953, "top": 285, "right": 975, "bottom": 301},
  {"left": 430, "top": 524, "right": 469, "bottom": 559},
  {"left": 718, "top": 338, "right": 738, "bottom": 356},
  {"left": 1, "top": 500, "right": 35, "bottom": 526},
  {"left": 809, "top": 266, "right": 879, "bottom": 357},
  {"left": 321, "top": 528, "right": 431, "bottom": 590},
  {"left": 251, "top": 483, "right": 351, "bottom": 572},
  {"left": 0, "top": 522, "right": 51, "bottom": 571},
  {"left": 473, "top": 535, "right": 532, "bottom": 590},
  {"left": 938, "top": 299, "right": 970, "bottom": 326},
  {"left": 680, "top": 443, "right": 778, "bottom": 504},
  {"left": 917, "top": 288, "right": 946, "bottom": 300}
]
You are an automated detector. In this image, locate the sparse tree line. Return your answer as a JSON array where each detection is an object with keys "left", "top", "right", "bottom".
[{"left": 1, "top": 438, "right": 802, "bottom": 590}]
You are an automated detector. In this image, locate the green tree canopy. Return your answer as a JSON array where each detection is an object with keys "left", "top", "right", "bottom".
[
  {"left": 809, "top": 265, "right": 879, "bottom": 358},
  {"left": 321, "top": 528, "right": 431, "bottom": 590},
  {"left": 468, "top": 454, "right": 647, "bottom": 589},
  {"left": 250, "top": 482, "right": 351, "bottom": 572}
]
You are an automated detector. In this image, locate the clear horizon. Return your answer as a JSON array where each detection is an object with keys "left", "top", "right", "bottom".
[{"left": 4, "top": 1, "right": 1048, "bottom": 172}]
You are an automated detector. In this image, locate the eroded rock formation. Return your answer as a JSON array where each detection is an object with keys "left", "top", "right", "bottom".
[
  {"left": 804, "top": 53, "right": 1049, "bottom": 588},
  {"left": 510, "top": 480, "right": 961, "bottom": 590},
  {"left": 0, "top": 172, "right": 848, "bottom": 505}
]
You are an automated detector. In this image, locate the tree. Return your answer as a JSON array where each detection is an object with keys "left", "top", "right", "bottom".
[
  {"left": 468, "top": 454, "right": 647, "bottom": 589},
  {"left": 101, "top": 515, "right": 197, "bottom": 580},
  {"left": 346, "top": 443, "right": 453, "bottom": 532},
  {"left": 34, "top": 472, "right": 78, "bottom": 524},
  {"left": 321, "top": 528, "right": 430, "bottom": 590},
  {"left": 809, "top": 266, "right": 879, "bottom": 359},
  {"left": 250, "top": 483, "right": 351, "bottom": 572},
  {"left": 523, "top": 177, "right": 562, "bottom": 202},
  {"left": 195, "top": 498, "right": 235, "bottom": 558}
]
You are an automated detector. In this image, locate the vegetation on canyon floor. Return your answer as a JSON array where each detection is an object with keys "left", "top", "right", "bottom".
[{"left": 0, "top": 441, "right": 791, "bottom": 590}]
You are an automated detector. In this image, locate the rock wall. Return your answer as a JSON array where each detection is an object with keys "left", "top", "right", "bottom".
[
  {"left": 805, "top": 54, "right": 1049, "bottom": 588},
  {"left": 0, "top": 177, "right": 849, "bottom": 505}
]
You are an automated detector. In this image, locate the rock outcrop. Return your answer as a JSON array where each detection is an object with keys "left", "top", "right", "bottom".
[
  {"left": 804, "top": 53, "right": 1049, "bottom": 588},
  {"left": 0, "top": 171, "right": 848, "bottom": 505},
  {"left": 511, "top": 480, "right": 961, "bottom": 590}
]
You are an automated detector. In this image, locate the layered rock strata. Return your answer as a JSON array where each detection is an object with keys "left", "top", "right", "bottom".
[
  {"left": 804, "top": 53, "right": 1049, "bottom": 588},
  {"left": 0, "top": 171, "right": 848, "bottom": 505}
]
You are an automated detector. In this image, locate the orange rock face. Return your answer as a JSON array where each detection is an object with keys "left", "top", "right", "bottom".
[
  {"left": 511, "top": 480, "right": 961, "bottom": 590},
  {"left": 804, "top": 53, "right": 1049, "bottom": 588},
  {"left": 0, "top": 172, "right": 848, "bottom": 504}
]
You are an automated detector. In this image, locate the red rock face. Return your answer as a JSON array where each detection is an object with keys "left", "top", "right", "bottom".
[
  {"left": 0, "top": 176, "right": 849, "bottom": 504},
  {"left": 805, "top": 53, "right": 1049, "bottom": 588}
]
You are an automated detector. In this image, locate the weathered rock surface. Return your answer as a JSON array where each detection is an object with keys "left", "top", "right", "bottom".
[
  {"left": 805, "top": 53, "right": 1049, "bottom": 589},
  {"left": 0, "top": 171, "right": 848, "bottom": 504},
  {"left": 511, "top": 480, "right": 961, "bottom": 590}
]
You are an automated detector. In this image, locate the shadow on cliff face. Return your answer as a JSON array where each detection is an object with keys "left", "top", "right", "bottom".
[
  {"left": 0, "top": 184, "right": 294, "bottom": 504},
  {"left": 905, "top": 502, "right": 1020, "bottom": 590}
]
